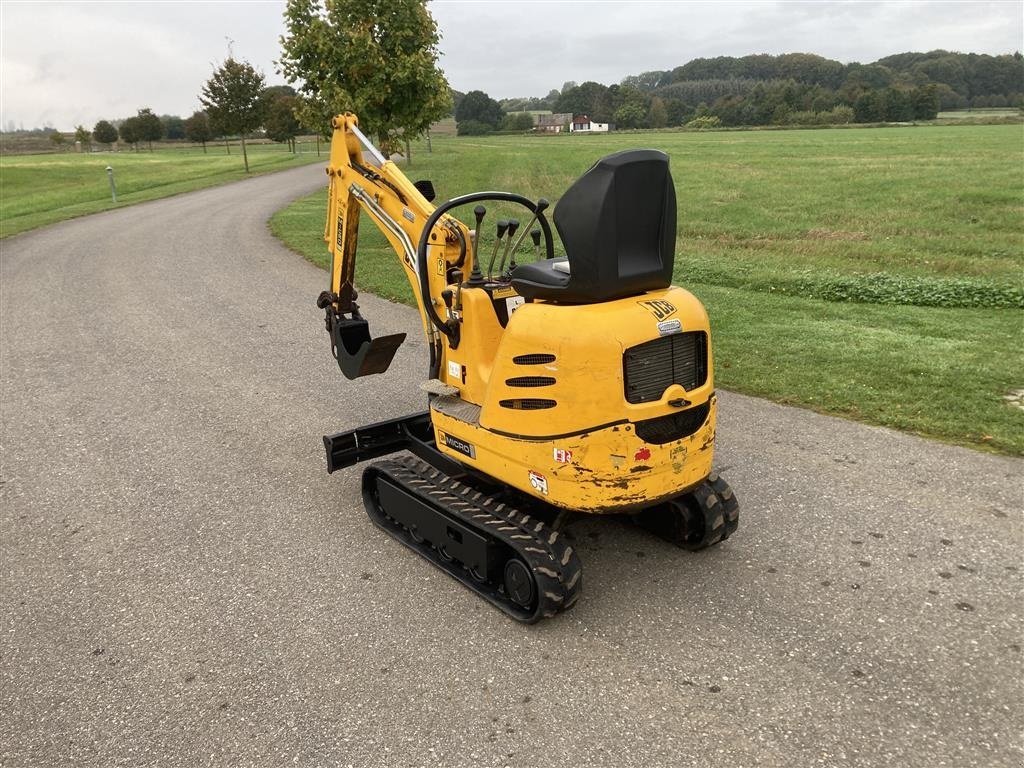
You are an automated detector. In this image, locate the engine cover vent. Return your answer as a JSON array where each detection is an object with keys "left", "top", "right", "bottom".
[
  {"left": 499, "top": 398, "right": 557, "bottom": 410},
  {"left": 512, "top": 353, "right": 556, "bottom": 365},
  {"left": 505, "top": 376, "right": 556, "bottom": 388},
  {"left": 623, "top": 332, "right": 707, "bottom": 404}
]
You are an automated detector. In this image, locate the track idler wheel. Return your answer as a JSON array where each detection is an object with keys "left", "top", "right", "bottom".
[
  {"left": 503, "top": 559, "right": 536, "bottom": 608},
  {"left": 634, "top": 472, "right": 739, "bottom": 551}
]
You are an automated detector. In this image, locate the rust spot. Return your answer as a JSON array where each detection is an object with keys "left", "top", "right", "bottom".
[{"left": 630, "top": 465, "right": 651, "bottom": 473}]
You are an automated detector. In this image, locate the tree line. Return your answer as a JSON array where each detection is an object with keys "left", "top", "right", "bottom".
[
  {"left": 489, "top": 50, "right": 1023, "bottom": 130},
  {"left": 76, "top": 83, "right": 301, "bottom": 160}
]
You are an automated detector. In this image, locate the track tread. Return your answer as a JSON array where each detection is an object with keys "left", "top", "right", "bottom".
[{"left": 364, "top": 455, "right": 582, "bottom": 623}]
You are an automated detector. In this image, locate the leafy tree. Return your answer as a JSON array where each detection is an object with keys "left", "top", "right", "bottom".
[
  {"left": 456, "top": 119, "right": 492, "bottom": 136},
  {"left": 183, "top": 111, "right": 212, "bottom": 152},
  {"left": 911, "top": 84, "right": 940, "bottom": 119},
  {"left": 613, "top": 102, "right": 645, "bottom": 129},
  {"left": 647, "top": 96, "right": 668, "bottom": 128},
  {"left": 685, "top": 115, "right": 721, "bottom": 129},
  {"left": 135, "top": 108, "right": 164, "bottom": 150},
  {"left": 74, "top": 125, "right": 91, "bottom": 148},
  {"left": 49, "top": 131, "right": 65, "bottom": 148},
  {"left": 555, "top": 81, "right": 611, "bottom": 120},
  {"left": 621, "top": 71, "right": 668, "bottom": 92},
  {"left": 280, "top": 0, "right": 452, "bottom": 152},
  {"left": 200, "top": 56, "right": 266, "bottom": 172},
  {"left": 93, "top": 119, "right": 118, "bottom": 148},
  {"left": 455, "top": 90, "right": 503, "bottom": 129},
  {"left": 450, "top": 89, "right": 466, "bottom": 115},
  {"left": 161, "top": 115, "right": 186, "bottom": 140},
  {"left": 119, "top": 116, "right": 142, "bottom": 150},
  {"left": 265, "top": 94, "right": 301, "bottom": 151},
  {"left": 500, "top": 112, "right": 535, "bottom": 131},
  {"left": 884, "top": 88, "right": 914, "bottom": 121},
  {"left": 258, "top": 85, "right": 297, "bottom": 121}
]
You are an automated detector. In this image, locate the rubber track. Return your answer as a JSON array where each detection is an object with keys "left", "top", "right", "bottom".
[{"left": 366, "top": 455, "right": 583, "bottom": 623}]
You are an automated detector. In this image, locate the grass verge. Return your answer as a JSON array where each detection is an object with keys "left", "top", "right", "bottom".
[{"left": 0, "top": 145, "right": 323, "bottom": 238}]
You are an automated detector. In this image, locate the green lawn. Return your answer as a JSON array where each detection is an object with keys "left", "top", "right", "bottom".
[
  {"left": 0, "top": 144, "right": 323, "bottom": 238},
  {"left": 272, "top": 124, "right": 1024, "bottom": 454}
]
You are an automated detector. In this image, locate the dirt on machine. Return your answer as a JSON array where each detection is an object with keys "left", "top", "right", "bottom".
[{"left": 316, "top": 113, "right": 738, "bottom": 622}]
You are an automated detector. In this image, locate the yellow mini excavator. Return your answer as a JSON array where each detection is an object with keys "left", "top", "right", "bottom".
[{"left": 317, "top": 113, "right": 738, "bottom": 622}]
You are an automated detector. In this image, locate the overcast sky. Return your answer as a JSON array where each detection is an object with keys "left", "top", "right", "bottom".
[{"left": 1, "top": 0, "right": 1021, "bottom": 130}]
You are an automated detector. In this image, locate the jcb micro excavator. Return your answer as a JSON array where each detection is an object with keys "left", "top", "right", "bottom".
[{"left": 317, "top": 113, "right": 738, "bottom": 622}]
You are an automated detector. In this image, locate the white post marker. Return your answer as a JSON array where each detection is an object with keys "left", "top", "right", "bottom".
[{"left": 105, "top": 166, "right": 117, "bottom": 202}]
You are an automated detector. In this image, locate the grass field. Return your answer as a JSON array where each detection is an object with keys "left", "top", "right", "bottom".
[
  {"left": 0, "top": 144, "right": 323, "bottom": 238},
  {"left": 277, "top": 124, "right": 1018, "bottom": 455}
]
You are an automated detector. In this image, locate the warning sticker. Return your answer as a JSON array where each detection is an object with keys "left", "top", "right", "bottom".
[
  {"left": 492, "top": 286, "right": 517, "bottom": 300},
  {"left": 505, "top": 296, "right": 525, "bottom": 315},
  {"left": 528, "top": 470, "right": 549, "bottom": 495}
]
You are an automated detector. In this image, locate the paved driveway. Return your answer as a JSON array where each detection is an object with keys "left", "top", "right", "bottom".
[{"left": 1, "top": 164, "right": 1021, "bottom": 767}]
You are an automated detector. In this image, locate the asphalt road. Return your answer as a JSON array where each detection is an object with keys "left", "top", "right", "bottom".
[{"left": 1, "top": 164, "right": 1021, "bottom": 768}]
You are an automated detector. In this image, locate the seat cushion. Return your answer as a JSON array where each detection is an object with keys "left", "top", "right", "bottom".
[{"left": 510, "top": 259, "right": 573, "bottom": 301}]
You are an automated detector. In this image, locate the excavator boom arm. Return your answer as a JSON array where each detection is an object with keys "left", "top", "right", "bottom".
[{"left": 319, "top": 113, "right": 469, "bottom": 379}]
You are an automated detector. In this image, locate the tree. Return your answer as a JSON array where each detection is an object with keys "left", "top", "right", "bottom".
[
  {"left": 74, "top": 125, "right": 91, "bottom": 148},
  {"left": 613, "top": 102, "right": 645, "bottom": 129},
  {"left": 161, "top": 115, "right": 186, "bottom": 140},
  {"left": 456, "top": 119, "right": 492, "bottom": 136},
  {"left": 265, "top": 94, "right": 301, "bottom": 151},
  {"left": 183, "top": 111, "right": 212, "bottom": 152},
  {"left": 49, "top": 131, "right": 65, "bottom": 149},
  {"left": 647, "top": 96, "right": 668, "bottom": 128},
  {"left": 258, "top": 85, "right": 297, "bottom": 120},
  {"left": 135, "top": 108, "right": 164, "bottom": 150},
  {"left": 119, "top": 116, "right": 141, "bottom": 150},
  {"left": 279, "top": 0, "right": 452, "bottom": 152},
  {"left": 455, "top": 90, "right": 503, "bottom": 129},
  {"left": 911, "top": 84, "right": 940, "bottom": 120},
  {"left": 501, "top": 112, "right": 535, "bottom": 131},
  {"left": 93, "top": 119, "right": 118, "bottom": 148},
  {"left": 200, "top": 56, "right": 266, "bottom": 172}
]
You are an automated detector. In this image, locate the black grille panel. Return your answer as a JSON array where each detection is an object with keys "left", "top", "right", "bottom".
[
  {"left": 499, "top": 398, "right": 557, "bottom": 410},
  {"left": 506, "top": 376, "right": 556, "bottom": 388},
  {"left": 623, "top": 332, "right": 707, "bottom": 404},
  {"left": 634, "top": 401, "right": 711, "bottom": 444},
  {"left": 513, "top": 353, "right": 556, "bottom": 365}
]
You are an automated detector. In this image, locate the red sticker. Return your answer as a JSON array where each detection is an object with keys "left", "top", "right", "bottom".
[
  {"left": 553, "top": 448, "right": 573, "bottom": 464},
  {"left": 634, "top": 447, "right": 651, "bottom": 462}
]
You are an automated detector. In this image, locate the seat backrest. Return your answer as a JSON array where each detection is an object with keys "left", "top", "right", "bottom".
[{"left": 553, "top": 149, "right": 676, "bottom": 302}]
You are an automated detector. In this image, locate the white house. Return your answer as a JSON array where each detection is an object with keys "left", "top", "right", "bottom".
[{"left": 570, "top": 115, "right": 611, "bottom": 133}]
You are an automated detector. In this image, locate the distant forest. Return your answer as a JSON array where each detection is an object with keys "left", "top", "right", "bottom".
[{"left": 485, "top": 51, "right": 1024, "bottom": 128}]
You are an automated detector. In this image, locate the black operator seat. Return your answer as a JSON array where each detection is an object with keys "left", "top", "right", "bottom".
[{"left": 510, "top": 149, "right": 676, "bottom": 303}]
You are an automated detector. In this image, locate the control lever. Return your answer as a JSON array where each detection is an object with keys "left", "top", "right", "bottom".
[
  {"left": 504, "top": 198, "right": 549, "bottom": 261},
  {"left": 530, "top": 228, "right": 542, "bottom": 259},
  {"left": 468, "top": 205, "right": 486, "bottom": 285},
  {"left": 496, "top": 219, "right": 519, "bottom": 276},
  {"left": 450, "top": 269, "right": 464, "bottom": 312},
  {"left": 487, "top": 219, "right": 509, "bottom": 278}
]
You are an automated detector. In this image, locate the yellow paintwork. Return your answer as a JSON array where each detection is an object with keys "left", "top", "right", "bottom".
[{"left": 324, "top": 113, "right": 717, "bottom": 513}]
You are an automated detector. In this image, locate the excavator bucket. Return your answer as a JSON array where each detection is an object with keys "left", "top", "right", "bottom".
[{"left": 330, "top": 316, "right": 406, "bottom": 379}]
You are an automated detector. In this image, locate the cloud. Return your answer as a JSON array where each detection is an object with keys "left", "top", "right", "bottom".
[{"left": 1, "top": 0, "right": 1021, "bottom": 129}]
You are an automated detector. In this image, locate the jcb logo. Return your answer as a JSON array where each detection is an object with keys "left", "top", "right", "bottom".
[{"left": 639, "top": 300, "right": 676, "bottom": 321}]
